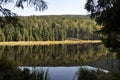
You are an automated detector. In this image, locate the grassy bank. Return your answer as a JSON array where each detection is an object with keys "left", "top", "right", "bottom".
[{"left": 0, "top": 40, "right": 101, "bottom": 46}]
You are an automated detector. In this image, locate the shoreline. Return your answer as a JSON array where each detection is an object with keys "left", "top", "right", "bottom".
[{"left": 0, "top": 40, "right": 102, "bottom": 46}]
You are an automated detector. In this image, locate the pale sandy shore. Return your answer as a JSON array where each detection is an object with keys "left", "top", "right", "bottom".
[{"left": 0, "top": 40, "right": 102, "bottom": 46}]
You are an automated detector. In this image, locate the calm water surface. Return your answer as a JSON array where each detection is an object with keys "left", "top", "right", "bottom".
[
  {"left": 0, "top": 43, "right": 119, "bottom": 80},
  {"left": 19, "top": 66, "right": 109, "bottom": 80}
]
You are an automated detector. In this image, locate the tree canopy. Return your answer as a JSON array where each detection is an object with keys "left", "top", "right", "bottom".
[
  {"left": 0, "top": 15, "right": 100, "bottom": 41},
  {"left": 0, "top": 0, "right": 47, "bottom": 16},
  {"left": 85, "top": 0, "right": 120, "bottom": 58}
]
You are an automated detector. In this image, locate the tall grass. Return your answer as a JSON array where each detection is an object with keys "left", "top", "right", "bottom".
[
  {"left": 74, "top": 68, "right": 112, "bottom": 80},
  {"left": 0, "top": 40, "right": 101, "bottom": 46},
  {"left": 0, "top": 58, "right": 50, "bottom": 80},
  {"left": 30, "top": 68, "right": 50, "bottom": 80}
]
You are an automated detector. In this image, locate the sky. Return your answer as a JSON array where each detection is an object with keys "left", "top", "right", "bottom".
[{"left": 3, "top": 0, "right": 88, "bottom": 16}]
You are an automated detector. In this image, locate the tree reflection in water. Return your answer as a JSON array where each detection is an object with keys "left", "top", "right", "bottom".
[
  {"left": 0, "top": 44, "right": 109, "bottom": 66},
  {"left": 0, "top": 44, "right": 119, "bottom": 80},
  {"left": 0, "top": 58, "right": 120, "bottom": 80}
]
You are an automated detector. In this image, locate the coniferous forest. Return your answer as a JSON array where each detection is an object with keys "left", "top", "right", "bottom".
[{"left": 0, "top": 15, "right": 101, "bottom": 41}]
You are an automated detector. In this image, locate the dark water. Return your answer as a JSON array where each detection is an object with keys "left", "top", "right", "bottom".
[{"left": 0, "top": 43, "right": 119, "bottom": 80}]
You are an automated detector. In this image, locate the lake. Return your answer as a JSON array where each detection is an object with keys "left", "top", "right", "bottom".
[
  {"left": 19, "top": 66, "right": 109, "bottom": 80},
  {"left": 0, "top": 43, "right": 119, "bottom": 80}
]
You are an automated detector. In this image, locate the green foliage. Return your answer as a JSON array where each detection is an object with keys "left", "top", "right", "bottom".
[
  {"left": 85, "top": 0, "right": 120, "bottom": 58},
  {"left": 75, "top": 68, "right": 120, "bottom": 80},
  {"left": 0, "top": 28, "right": 5, "bottom": 41},
  {"left": 0, "top": 15, "right": 101, "bottom": 41},
  {"left": 0, "top": 58, "right": 50, "bottom": 80}
]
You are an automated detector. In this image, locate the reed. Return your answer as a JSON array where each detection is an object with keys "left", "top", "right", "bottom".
[{"left": 0, "top": 40, "right": 101, "bottom": 46}]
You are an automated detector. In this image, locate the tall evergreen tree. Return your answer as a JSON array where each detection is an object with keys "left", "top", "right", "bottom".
[{"left": 85, "top": 0, "right": 120, "bottom": 57}]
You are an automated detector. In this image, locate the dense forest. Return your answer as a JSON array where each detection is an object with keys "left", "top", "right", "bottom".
[{"left": 0, "top": 15, "right": 101, "bottom": 41}]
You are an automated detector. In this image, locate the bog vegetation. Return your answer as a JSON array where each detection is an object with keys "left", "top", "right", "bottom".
[
  {"left": 0, "top": 58, "right": 50, "bottom": 80},
  {"left": 0, "top": 15, "right": 101, "bottom": 41}
]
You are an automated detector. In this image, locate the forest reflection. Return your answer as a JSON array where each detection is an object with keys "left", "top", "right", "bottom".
[
  {"left": 0, "top": 44, "right": 120, "bottom": 80},
  {"left": 0, "top": 43, "right": 109, "bottom": 66},
  {"left": 1, "top": 58, "right": 119, "bottom": 80}
]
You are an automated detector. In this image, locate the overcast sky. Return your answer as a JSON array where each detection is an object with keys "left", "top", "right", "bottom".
[{"left": 3, "top": 0, "right": 88, "bottom": 16}]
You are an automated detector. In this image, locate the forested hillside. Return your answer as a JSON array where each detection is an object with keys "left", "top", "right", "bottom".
[{"left": 0, "top": 15, "right": 101, "bottom": 41}]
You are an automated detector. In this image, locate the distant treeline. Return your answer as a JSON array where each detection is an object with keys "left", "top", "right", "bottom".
[{"left": 0, "top": 15, "right": 101, "bottom": 41}]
